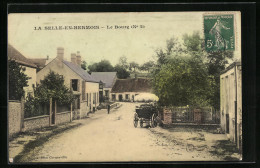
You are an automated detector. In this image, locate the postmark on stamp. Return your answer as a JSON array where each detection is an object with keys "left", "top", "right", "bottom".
[{"left": 204, "top": 14, "right": 235, "bottom": 51}]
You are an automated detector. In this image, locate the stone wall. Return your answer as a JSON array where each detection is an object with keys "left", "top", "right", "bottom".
[
  {"left": 8, "top": 101, "right": 22, "bottom": 136},
  {"left": 56, "top": 111, "right": 71, "bottom": 125},
  {"left": 23, "top": 115, "right": 50, "bottom": 132},
  {"left": 162, "top": 108, "right": 172, "bottom": 124},
  {"left": 80, "top": 101, "right": 89, "bottom": 118}
]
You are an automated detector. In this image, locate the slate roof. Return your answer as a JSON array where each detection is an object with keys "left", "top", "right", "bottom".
[
  {"left": 91, "top": 72, "right": 117, "bottom": 88},
  {"left": 63, "top": 60, "right": 99, "bottom": 83},
  {"left": 8, "top": 44, "right": 37, "bottom": 68},
  {"left": 111, "top": 78, "right": 152, "bottom": 93},
  {"left": 29, "top": 58, "right": 47, "bottom": 68}
]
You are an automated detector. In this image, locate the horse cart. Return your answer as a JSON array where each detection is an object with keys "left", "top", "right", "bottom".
[{"left": 133, "top": 103, "right": 160, "bottom": 128}]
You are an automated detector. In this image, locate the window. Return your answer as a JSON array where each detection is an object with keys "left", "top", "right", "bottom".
[
  {"left": 93, "top": 93, "right": 95, "bottom": 104},
  {"left": 71, "top": 79, "right": 79, "bottom": 91},
  {"left": 125, "top": 94, "right": 129, "bottom": 100},
  {"left": 112, "top": 94, "right": 116, "bottom": 101},
  {"left": 105, "top": 90, "right": 109, "bottom": 97}
]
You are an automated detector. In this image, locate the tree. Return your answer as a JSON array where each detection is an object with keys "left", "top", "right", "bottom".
[
  {"left": 129, "top": 61, "right": 139, "bottom": 72},
  {"left": 8, "top": 60, "right": 30, "bottom": 100},
  {"left": 140, "top": 61, "right": 155, "bottom": 73},
  {"left": 152, "top": 32, "right": 230, "bottom": 108},
  {"left": 81, "top": 60, "right": 87, "bottom": 70},
  {"left": 182, "top": 32, "right": 234, "bottom": 109},
  {"left": 153, "top": 56, "right": 215, "bottom": 107},
  {"left": 114, "top": 64, "right": 130, "bottom": 79},
  {"left": 118, "top": 56, "right": 129, "bottom": 69},
  {"left": 88, "top": 60, "right": 114, "bottom": 73},
  {"left": 24, "top": 71, "right": 75, "bottom": 117},
  {"left": 35, "top": 71, "right": 74, "bottom": 104}
]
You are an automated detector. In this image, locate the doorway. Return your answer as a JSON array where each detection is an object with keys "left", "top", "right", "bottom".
[{"left": 119, "top": 94, "right": 123, "bottom": 101}]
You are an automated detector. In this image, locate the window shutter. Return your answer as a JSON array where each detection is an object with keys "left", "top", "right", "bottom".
[
  {"left": 82, "top": 81, "right": 85, "bottom": 100},
  {"left": 77, "top": 80, "right": 80, "bottom": 91},
  {"left": 70, "top": 79, "right": 72, "bottom": 90}
]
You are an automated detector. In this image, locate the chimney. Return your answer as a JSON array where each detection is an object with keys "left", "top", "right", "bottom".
[
  {"left": 46, "top": 55, "right": 49, "bottom": 60},
  {"left": 57, "top": 47, "right": 64, "bottom": 61},
  {"left": 76, "top": 51, "right": 81, "bottom": 66},
  {"left": 71, "top": 53, "right": 76, "bottom": 64},
  {"left": 57, "top": 47, "right": 64, "bottom": 67}
]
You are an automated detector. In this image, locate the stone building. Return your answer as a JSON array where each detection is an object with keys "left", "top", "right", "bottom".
[
  {"left": 8, "top": 44, "right": 37, "bottom": 98},
  {"left": 220, "top": 62, "right": 242, "bottom": 151},
  {"left": 29, "top": 56, "right": 53, "bottom": 72},
  {"left": 91, "top": 72, "right": 117, "bottom": 102},
  {"left": 111, "top": 78, "right": 152, "bottom": 102},
  {"left": 37, "top": 47, "right": 100, "bottom": 118}
]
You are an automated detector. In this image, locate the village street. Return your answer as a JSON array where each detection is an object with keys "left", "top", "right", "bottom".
[{"left": 17, "top": 102, "right": 238, "bottom": 162}]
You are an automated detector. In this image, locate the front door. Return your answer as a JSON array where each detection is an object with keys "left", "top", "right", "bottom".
[
  {"left": 226, "top": 114, "right": 229, "bottom": 133},
  {"left": 119, "top": 94, "right": 123, "bottom": 101}
]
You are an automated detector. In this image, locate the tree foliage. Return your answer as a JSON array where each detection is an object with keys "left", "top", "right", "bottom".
[
  {"left": 81, "top": 60, "right": 87, "bottom": 70},
  {"left": 35, "top": 71, "right": 75, "bottom": 104},
  {"left": 153, "top": 56, "right": 215, "bottom": 107},
  {"left": 139, "top": 61, "right": 155, "bottom": 72},
  {"left": 118, "top": 56, "right": 129, "bottom": 70},
  {"left": 88, "top": 60, "right": 114, "bottom": 73},
  {"left": 24, "top": 71, "right": 75, "bottom": 117},
  {"left": 114, "top": 64, "right": 130, "bottom": 79},
  {"left": 8, "top": 60, "right": 30, "bottom": 100},
  {"left": 152, "top": 32, "right": 233, "bottom": 109},
  {"left": 129, "top": 61, "right": 139, "bottom": 72}
]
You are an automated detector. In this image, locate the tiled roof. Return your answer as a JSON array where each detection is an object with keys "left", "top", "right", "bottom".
[
  {"left": 220, "top": 61, "right": 241, "bottom": 75},
  {"left": 111, "top": 78, "right": 152, "bottom": 93},
  {"left": 91, "top": 72, "right": 117, "bottom": 88},
  {"left": 63, "top": 60, "right": 99, "bottom": 83},
  {"left": 29, "top": 58, "right": 47, "bottom": 68},
  {"left": 8, "top": 44, "right": 37, "bottom": 68}
]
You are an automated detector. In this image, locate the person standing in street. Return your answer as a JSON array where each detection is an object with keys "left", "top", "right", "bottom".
[{"left": 107, "top": 104, "right": 110, "bottom": 114}]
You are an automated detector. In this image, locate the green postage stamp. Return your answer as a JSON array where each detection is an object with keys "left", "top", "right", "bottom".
[{"left": 204, "top": 14, "right": 235, "bottom": 51}]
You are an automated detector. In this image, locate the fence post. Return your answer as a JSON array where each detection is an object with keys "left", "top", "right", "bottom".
[
  {"left": 49, "top": 98, "right": 52, "bottom": 126},
  {"left": 70, "top": 103, "right": 73, "bottom": 122},
  {"left": 20, "top": 97, "right": 25, "bottom": 131},
  {"left": 54, "top": 100, "right": 57, "bottom": 125}
]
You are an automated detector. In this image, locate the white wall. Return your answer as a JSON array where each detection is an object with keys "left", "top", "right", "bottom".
[
  {"left": 37, "top": 58, "right": 99, "bottom": 116},
  {"left": 220, "top": 64, "right": 242, "bottom": 147},
  {"left": 110, "top": 92, "right": 145, "bottom": 102},
  {"left": 85, "top": 82, "right": 99, "bottom": 111},
  {"left": 23, "top": 66, "right": 37, "bottom": 97}
]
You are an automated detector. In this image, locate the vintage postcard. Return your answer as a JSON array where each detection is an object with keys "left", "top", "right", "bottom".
[{"left": 8, "top": 11, "right": 242, "bottom": 162}]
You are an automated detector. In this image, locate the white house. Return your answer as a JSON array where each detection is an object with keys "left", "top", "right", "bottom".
[
  {"left": 111, "top": 78, "right": 152, "bottom": 102},
  {"left": 37, "top": 47, "right": 100, "bottom": 118},
  {"left": 8, "top": 44, "right": 37, "bottom": 98},
  {"left": 220, "top": 61, "right": 242, "bottom": 151}
]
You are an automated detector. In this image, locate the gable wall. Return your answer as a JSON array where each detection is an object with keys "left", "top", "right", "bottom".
[{"left": 37, "top": 59, "right": 83, "bottom": 99}]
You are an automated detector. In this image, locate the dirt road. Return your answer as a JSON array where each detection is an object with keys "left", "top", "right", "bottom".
[{"left": 25, "top": 102, "right": 228, "bottom": 162}]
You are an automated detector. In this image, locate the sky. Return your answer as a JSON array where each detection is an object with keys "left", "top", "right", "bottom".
[{"left": 8, "top": 12, "right": 241, "bottom": 66}]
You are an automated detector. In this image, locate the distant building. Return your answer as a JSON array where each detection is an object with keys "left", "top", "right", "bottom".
[
  {"left": 37, "top": 48, "right": 100, "bottom": 118},
  {"left": 91, "top": 72, "right": 117, "bottom": 102},
  {"left": 220, "top": 62, "right": 242, "bottom": 151},
  {"left": 29, "top": 56, "right": 53, "bottom": 72},
  {"left": 111, "top": 78, "right": 152, "bottom": 102},
  {"left": 8, "top": 44, "right": 37, "bottom": 98}
]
